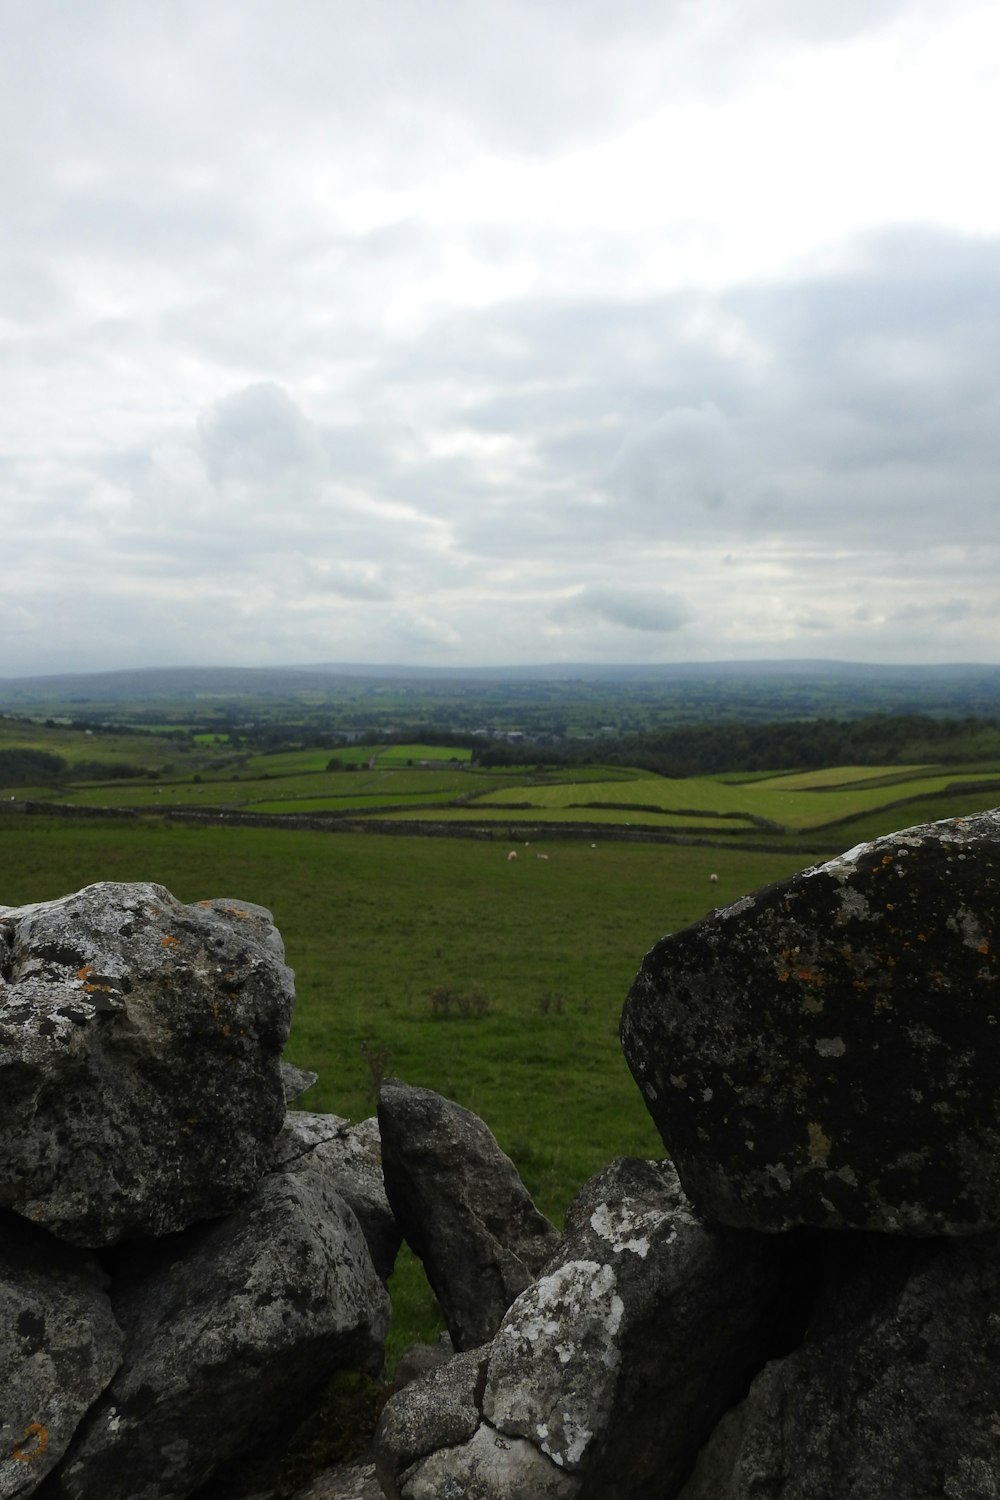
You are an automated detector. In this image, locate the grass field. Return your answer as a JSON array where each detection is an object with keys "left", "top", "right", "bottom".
[
  {"left": 0, "top": 811, "right": 828, "bottom": 1354},
  {"left": 458, "top": 766, "right": 1000, "bottom": 833}
]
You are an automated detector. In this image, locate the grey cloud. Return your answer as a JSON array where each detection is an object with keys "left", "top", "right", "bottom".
[
  {"left": 197, "top": 384, "right": 322, "bottom": 486},
  {"left": 553, "top": 587, "right": 692, "bottom": 634}
]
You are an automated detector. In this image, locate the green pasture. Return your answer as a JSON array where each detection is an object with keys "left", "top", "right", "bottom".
[
  {"left": 0, "top": 816, "right": 820, "bottom": 1216},
  {"left": 374, "top": 744, "right": 474, "bottom": 765},
  {"left": 20, "top": 767, "right": 495, "bottom": 810},
  {"left": 463, "top": 767, "right": 1000, "bottom": 833},
  {"left": 755, "top": 764, "right": 931, "bottom": 791},
  {"left": 241, "top": 746, "right": 379, "bottom": 775}
]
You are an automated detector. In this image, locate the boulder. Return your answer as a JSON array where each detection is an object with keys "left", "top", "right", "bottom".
[
  {"left": 270, "top": 1112, "right": 401, "bottom": 1282},
  {"left": 52, "top": 1151, "right": 391, "bottom": 1500},
  {"left": 0, "top": 1214, "right": 122, "bottom": 1498},
  {"left": 484, "top": 1158, "right": 793, "bottom": 1498},
  {"left": 377, "top": 1158, "right": 795, "bottom": 1500},
  {"left": 681, "top": 1231, "right": 1000, "bottom": 1499},
  {"left": 398, "top": 1421, "right": 580, "bottom": 1500},
  {"left": 378, "top": 1080, "right": 560, "bottom": 1349},
  {"left": 0, "top": 883, "right": 295, "bottom": 1246},
  {"left": 622, "top": 810, "right": 1000, "bottom": 1234},
  {"left": 375, "top": 1347, "right": 489, "bottom": 1499}
]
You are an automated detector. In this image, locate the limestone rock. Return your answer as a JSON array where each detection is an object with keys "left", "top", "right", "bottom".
[
  {"left": 484, "top": 1158, "right": 791, "bottom": 1498},
  {"left": 281, "top": 1061, "right": 319, "bottom": 1103},
  {"left": 378, "top": 1080, "right": 560, "bottom": 1349},
  {"left": 0, "top": 883, "right": 295, "bottom": 1246},
  {"left": 399, "top": 1421, "right": 580, "bottom": 1500},
  {"left": 292, "top": 1455, "right": 383, "bottom": 1499},
  {"left": 270, "top": 1112, "right": 401, "bottom": 1282},
  {"left": 375, "top": 1347, "right": 488, "bottom": 1500},
  {"left": 622, "top": 810, "right": 1000, "bottom": 1234},
  {"left": 52, "top": 1152, "right": 391, "bottom": 1500},
  {"left": 681, "top": 1231, "right": 1000, "bottom": 1499},
  {"left": 0, "top": 1214, "right": 122, "bottom": 1498}
]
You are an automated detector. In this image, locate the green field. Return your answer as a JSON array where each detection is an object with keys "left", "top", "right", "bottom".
[{"left": 457, "top": 766, "right": 1000, "bottom": 834}]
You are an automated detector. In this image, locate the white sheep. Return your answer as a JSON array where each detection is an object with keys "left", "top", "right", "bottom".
[
  {"left": 709, "top": 872, "right": 719, "bottom": 884},
  {"left": 507, "top": 850, "right": 518, "bottom": 862}
]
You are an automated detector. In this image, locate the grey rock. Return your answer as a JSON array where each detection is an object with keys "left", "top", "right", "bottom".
[
  {"left": 272, "top": 1113, "right": 401, "bottom": 1282},
  {"left": 681, "top": 1231, "right": 1000, "bottom": 1499},
  {"left": 622, "top": 810, "right": 1000, "bottom": 1233},
  {"left": 393, "top": 1332, "right": 455, "bottom": 1392},
  {"left": 378, "top": 1080, "right": 560, "bottom": 1350},
  {"left": 0, "top": 1214, "right": 122, "bottom": 1498},
  {"left": 292, "top": 1455, "right": 383, "bottom": 1499},
  {"left": 375, "top": 1348, "right": 488, "bottom": 1500},
  {"left": 281, "top": 1061, "right": 319, "bottom": 1103},
  {"left": 484, "top": 1158, "right": 790, "bottom": 1498},
  {"left": 53, "top": 1152, "right": 391, "bottom": 1500},
  {"left": 0, "top": 882, "right": 295, "bottom": 1246},
  {"left": 399, "top": 1421, "right": 580, "bottom": 1500}
]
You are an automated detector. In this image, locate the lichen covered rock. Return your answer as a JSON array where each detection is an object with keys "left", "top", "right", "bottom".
[
  {"left": 0, "top": 882, "right": 295, "bottom": 1245},
  {"left": 681, "top": 1231, "right": 1000, "bottom": 1499},
  {"left": 0, "top": 1214, "right": 122, "bottom": 1498},
  {"left": 53, "top": 1152, "right": 391, "bottom": 1500},
  {"left": 622, "top": 811, "right": 1000, "bottom": 1234}
]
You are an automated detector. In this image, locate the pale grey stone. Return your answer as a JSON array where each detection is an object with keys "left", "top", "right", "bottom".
[{"left": 0, "top": 882, "right": 294, "bottom": 1246}]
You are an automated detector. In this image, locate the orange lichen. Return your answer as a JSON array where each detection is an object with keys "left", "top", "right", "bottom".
[
  {"left": 979, "top": 943, "right": 990, "bottom": 956},
  {"left": 793, "top": 968, "right": 825, "bottom": 987},
  {"left": 161, "top": 935, "right": 180, "bottom": 949},
  {"left": 76, "top": 963, "right": 93, "bottom": 982},
  {"left": 12, "top": 1423, "right": 49, "bottom": 1463}
]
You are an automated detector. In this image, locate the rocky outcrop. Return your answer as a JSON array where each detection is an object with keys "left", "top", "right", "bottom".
[
  {"left": 0, "top": 881, "right": 392, "bottom": 1500},
  {"left": 375, "top": 1158, "right": 797, "bottom": 1500},
  {"left": 485, "top": 1158, "right": 794, "bottom": 1498},
  {"left": 621, "top": 809, "right": 1000, "bottom": 1235},
  {"left": 8, "top": 810, "right": 1000, "bottom": 1499},
  {"left": 0, "top": 1216, "right": 122, "bottom": 1497},
  {"left": 681, "top": 1231, "right": 1000, "bottom": 1499},
  {"left": 53, "top": 1151, "right": 390, "bottom": 1500},
  {"left": 372, "top": 811, "right": 1000, "bottom": 1499},
  {"left": 0, "top": 883, "right": 295, "bottom": 1246},
  {"left": 378, "top": 1079, "right": 560, "bottom": 1350},
  {"left": 270, "top": 1112, "right": 401, "bottom": 1282}
]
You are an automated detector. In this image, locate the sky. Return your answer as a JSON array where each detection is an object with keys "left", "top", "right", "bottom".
[{"left": 3, "top": 0, "right": 999, "bottom": 676}]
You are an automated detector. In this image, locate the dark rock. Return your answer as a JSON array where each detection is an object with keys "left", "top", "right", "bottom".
[
  {"left": 271, "top": 1113, "right": 401, "bottom": 1282},
  {"left": 52, "top": 1153, "right": 391, "bottom": 1500},
  {"left": 622, "top": 810, "right": 1000, "bottom": 1234},
  {"left": 0, "top": 1214, "right": 122, "bottom": 1497},
  {"left": 375, "top": 1347, "right": 489, "bottom": 1500},
  {"left": 484, "top": 1158, "right": 791, "bottom": 1498},
  {"left": 0, "top": 883, "right": 295, "bottom": 1246},
  {"left": 681, "top": 1231, "right": 1000, "bottom": 1499},
  {"left": 378, "top": 1080, "right": 560, "bottom": 1350}
]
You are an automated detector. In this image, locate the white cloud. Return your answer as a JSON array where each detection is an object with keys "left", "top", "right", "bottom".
[{"left": 2, "top": 0, "right": 999, "bottom": 673}]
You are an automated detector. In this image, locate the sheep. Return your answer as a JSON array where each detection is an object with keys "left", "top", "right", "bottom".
[
  {"left": 536, "top": 853, "right": 549, "bottom": 861},
  {"left": 507, "top": 850, "right": 518, "bottom": 862},
  {"left": 709, "top": 872, "right": 719, "bottom": 884}
]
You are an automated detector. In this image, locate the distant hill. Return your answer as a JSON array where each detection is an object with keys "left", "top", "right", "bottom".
[{"left": 2, "top": 660, "right": 999, "bottom": 730}]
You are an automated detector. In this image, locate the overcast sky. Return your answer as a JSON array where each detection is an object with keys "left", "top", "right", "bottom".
[{"left": 3, "top": 0, "right": 999, "bottom": 675}]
